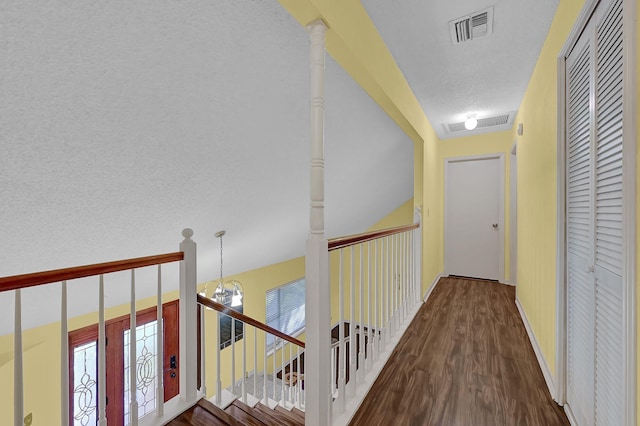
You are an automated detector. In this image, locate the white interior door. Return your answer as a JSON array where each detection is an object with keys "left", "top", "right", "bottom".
[{"left": 445, "top": 155, "right": 503, "bottom": 281}]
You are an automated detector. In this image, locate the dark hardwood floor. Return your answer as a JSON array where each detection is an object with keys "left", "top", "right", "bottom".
[{"left": 349, "top": 276, "right": 570, "bottom": 426}]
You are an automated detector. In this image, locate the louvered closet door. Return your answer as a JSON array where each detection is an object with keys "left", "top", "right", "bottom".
[
  {"left": 565, "top": 0, "right": 625, "bottom": 424},
  {"left": 566, "top": 23, "right": 596, "bottom": 426},
  {"left": 593, "top": 0, "right": 624, "bottom": 423}
]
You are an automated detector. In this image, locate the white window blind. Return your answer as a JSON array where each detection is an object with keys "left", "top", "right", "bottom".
[{"left": 266, "top": 278, "right": 305, "bottom": 345}]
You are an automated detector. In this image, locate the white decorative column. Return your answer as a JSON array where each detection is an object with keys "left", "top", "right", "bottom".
[
  {"left": 179, "top": 228, "right": 198, "bottom": 404},
  {"left": 305, "top": 19, "right": 331, "bottom": 426}
]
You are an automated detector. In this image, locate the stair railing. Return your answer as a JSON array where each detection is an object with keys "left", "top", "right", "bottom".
[
  {"left": 0, "top": 229, "right": 199, "bottom": 426},
  {"left": 197, "top": 295, "right": 306, "bottom": 412},
  {"left": 327, "top": 209, "right": 423, "bottom": 425}
]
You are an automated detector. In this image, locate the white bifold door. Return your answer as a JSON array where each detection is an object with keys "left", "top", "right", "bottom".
[{"left": 565, "top": 0, "right": 624, "bottom": 424}]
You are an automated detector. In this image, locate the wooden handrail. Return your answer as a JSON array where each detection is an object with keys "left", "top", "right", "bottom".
[
  {"left": 328, "top": 222, "right": 419, "bottom": 251},
  {"left": 0, "top": 252, "right": 185, "bottom": 293},
  {"left": 197, "top": 294, "right": 306, "bottom": 348}
]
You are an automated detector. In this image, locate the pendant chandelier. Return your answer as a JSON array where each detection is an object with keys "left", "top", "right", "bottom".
[{"left": 200, "top": 230, "right": 243, "bottom": 308}]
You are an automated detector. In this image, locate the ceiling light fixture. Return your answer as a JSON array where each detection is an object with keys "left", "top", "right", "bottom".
[
  {"left": 200, "top": 230, "right": 243, "bottom": 308},
  {"left": 464, "top": 116, "right": 478, "bottom": 131}
]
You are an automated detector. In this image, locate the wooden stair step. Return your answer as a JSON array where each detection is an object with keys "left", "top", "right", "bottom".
[
  {"left": 276, "top": 405, "right": 305, "bottom": 424},
  {"left": 196, "top": 398, "right": 246, "bottom": 426},
  {"left": 256, "top": 403, "right": 304, "bottom": 426},
  {"left": 228, "top": 400, "right": 284, "bottom": 426},
  {"left": 225, "top": 402, "right": 268, "bottom": 426}
]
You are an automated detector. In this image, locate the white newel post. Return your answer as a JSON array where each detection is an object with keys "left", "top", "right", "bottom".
[
  {"left": 306, "top": 19, "right": 331, "bottom": 426},
  {"left": 179, "top": 228, "right": 198, "bottom": 404},
  {"left": 414, "top": 208, "right": 422, "bottom": 303}
]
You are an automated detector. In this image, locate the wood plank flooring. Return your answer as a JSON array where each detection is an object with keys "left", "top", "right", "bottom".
[{"left": 349, "top": 276, "right": 570, "bottom": 426}]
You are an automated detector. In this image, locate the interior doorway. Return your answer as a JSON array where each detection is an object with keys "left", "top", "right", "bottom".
[{"left": 444, "top": 154, "right": 505, "bottom": 281}]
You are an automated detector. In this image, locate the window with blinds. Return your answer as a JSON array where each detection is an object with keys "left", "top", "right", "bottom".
[{"left": 266, "top": 278, "right": 305, "bottom": 346}]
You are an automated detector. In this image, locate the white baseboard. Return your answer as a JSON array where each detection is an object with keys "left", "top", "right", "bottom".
[
  {"left": 515, "top": 298, "right": 556, "bottom": 399},
  {"left": 423, "top": 273, "right": 443, "bottom": 302},
  {"left": 503, "top": 280, "right": 516, "bottom": 286}
]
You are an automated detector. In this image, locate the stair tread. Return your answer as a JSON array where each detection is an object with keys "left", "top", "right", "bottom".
[
  {"left": 225, "top": 403, "right": 268, "bottom": 426},
  {"left": 230, "top": 400, "right": 284, "bottom": 426},
  {"left": 256, "top": 403, "right": 304, "bottom": 426},
  {"left": 197, "top": 398, "right": 245, "bottom": 426},
  {"left": 276, "top": 405, "right": 305, "bottom": 423},
  {"left": 167, "top": 404, "right": 229, "bottom": 426}
]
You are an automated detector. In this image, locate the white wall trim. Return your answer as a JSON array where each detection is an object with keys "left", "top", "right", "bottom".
[
  {"left": 515, "top": 297, "right": 557, "bottom": 401},
  {"left": 444, "top": 153, "right": 506, "bottom": 283},
  {"left": 423, "top": 273, "right": 443, "bottom": 302}
]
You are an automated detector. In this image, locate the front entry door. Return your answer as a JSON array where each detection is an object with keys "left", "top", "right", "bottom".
[
  {"left": 69, "top": 301, "right": 179, "bottom": 425},
  {"left": 445, "top": 155, "right": 503, "bottom": 281}
]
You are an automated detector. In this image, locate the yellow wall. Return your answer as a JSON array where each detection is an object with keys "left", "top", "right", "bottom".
[{"left": 514, "top": 0, "right": 586, "bottom": 378}]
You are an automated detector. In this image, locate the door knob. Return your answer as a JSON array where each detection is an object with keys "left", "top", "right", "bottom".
[
  {"left": 492, "top": 223, "right": 498, "bottom": 229},
  {"left": 585, "top": 265, "right": 595, "bottom": 273}
]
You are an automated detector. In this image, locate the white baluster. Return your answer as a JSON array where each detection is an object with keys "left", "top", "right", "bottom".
[
  {"left": 331, "top": 340, "right": 336, "bottom": 397},
  {"left": 390, "top": 235, "right": 394, "bottom": 336},
  {"left": 253, "top": 328, "right": 257, "bottom": 403},
  {"left": 216, "top": 311, "right": 222, "bottom": 405},
  {"left": 281, "top": 341, "right": 286, "bottom": 406},
  {"left": 272, "top": 337, "right": 277, "bottom": 402},
  {"left": 359, "top": 244, "right": 364, "bottom": 384},
  {"left": 156, "top": 265, "right": 164, "bottom": 417},
  {"left": 366, "top": 241, "right": 372, "bottom": 370},
  {"left": 382, "top": 237, "right": 388, "bottom": 347},
  {"left": 61, "top": 282, "right": 69, "bottom": 426},
  {"left": 296, "top": 346, "right": 302, "bottom": 408},
  {"left": 14, "top": 289, "right": 23, "bottom": 426},
  {"left": 200, "top": 306, "right": 207, "bottom": 396},
  {"left": 263, "top": 333, "right": 268, "bottom": 404},
  {"left": 98, "top": 276, "right": 107, "bottom": 426},
  {"left": 338, "top": 249, "right": 346, "bottom": 413},
  {"left": 349, "top": 246, "right": 356, "bottom": 397},
  {"left": 130, "top": 269, "right": 138, "bottom": 426},
  {"left": 415, "top": 208, "right": 422, "bottom": 304},
  {"left": 231, "top": 317, "right": 236, "bottom": 396},
  {"left": 242, "top": 321, "right": 247, "bottom": 404},
  {"left": 373, "top": 240, "right": 379, "bottom": 360}
]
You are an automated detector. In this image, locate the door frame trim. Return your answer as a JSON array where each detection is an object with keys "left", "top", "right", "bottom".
[
  {"left": 444, "top": 153, "right": 505, "bottom": 283},
  {"left": 556, "top": 0, "right": 637, "bottom": 424}
]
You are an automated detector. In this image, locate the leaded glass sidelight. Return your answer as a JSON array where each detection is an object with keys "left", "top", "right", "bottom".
[
  {"left": 123, "top": 320, "right": 159, "bottom": 424},
  {"left": 72, "top": 341, "right": 98, "bottom": 426}
]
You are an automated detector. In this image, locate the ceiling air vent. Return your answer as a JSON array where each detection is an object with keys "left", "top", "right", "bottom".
[
  {"left": 449, "top": 6, "right": 494, "bottom": 44},
  {"left": 445, "top": 112, "right": 514, "bottom": 135}
]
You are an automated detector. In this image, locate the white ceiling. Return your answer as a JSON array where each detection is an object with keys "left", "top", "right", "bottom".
[
  {"left": 362, "top": 0, "right": 559, "bottom": 139},
  {"left": 0, "top": 0, "right": 413, "bottom": 333}
]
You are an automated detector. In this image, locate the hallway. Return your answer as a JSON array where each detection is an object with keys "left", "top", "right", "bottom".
[{"left": 350, "top": 277, "right": 569, "bottom": 426}]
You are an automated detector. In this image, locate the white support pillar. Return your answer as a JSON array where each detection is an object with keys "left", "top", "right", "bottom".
[
  {"left": 179, "top": 228, "right": 198, "bottom": 404},
  {"left": 305, "top": 18, "right": 331, "bottom": 426}
]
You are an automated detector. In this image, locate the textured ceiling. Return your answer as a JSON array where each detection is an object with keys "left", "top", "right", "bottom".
[
  {"left": 362, "top": 0, "right": 559, "bottom": 139},
  {"left": 0, "top": 0, "right": 413, "bottom": 333}
]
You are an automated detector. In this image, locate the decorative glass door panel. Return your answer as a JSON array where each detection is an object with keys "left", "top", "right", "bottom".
[
  {"left": 69, "top": 301, "right": 179, "bottom": 426},
  {"left": 123, "top": 321, "right": 159, "bottom": 425}
]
